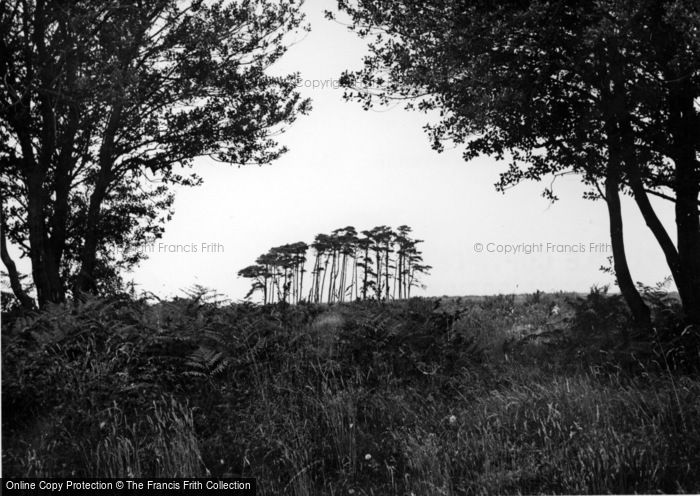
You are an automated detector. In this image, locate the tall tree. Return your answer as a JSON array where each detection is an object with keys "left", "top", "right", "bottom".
[
  {"left": 357, "top": 232, "right": 374, "bottom": 301},
  {"left": 334, "top": 0, "right": 700, "bottom": 325},
  {"left": 241, "top": 225, "right": 429, "bottom": 304},
  {"left": 1, "top": 0, "right": 310, "bottom": 307},
  {"left": 393, "top": 225, "right": 413, "bottom": 299},
  {"left": 238, "top": 264, "right": 269, "bottom": 303},
  {"left": 334, "top": 226, "right": 357, "bottom": 301},
  {"left": 309, "top": 233, "right": 330, "bottom": 303}
]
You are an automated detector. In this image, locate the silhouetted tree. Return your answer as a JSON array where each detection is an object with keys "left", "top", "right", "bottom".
[
  {"left": 1, "top": 0, "right": 310, "bottom": 307},
  {"left": 334, "top": 0, "right": 700, "bottom": 325},
  {"left": 241, "top": 225, "right": 429, "bottom": 304},
  {"left": 357, "top": 233, "right": 374, "bottom": 301},
  {"left": 238, "top": 264, "right": 269, "bottom": 303}
]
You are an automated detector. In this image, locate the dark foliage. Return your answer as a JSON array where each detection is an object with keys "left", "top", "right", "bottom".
[{"left": 3, "top": 290, "right": 700, "bottom": 493}]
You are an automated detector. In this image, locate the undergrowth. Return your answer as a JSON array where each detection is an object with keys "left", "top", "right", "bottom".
[{"left": 2, "top": 288, "right": 699, "bottom": 494}]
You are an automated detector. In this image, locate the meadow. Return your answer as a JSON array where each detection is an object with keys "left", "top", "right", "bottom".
[{"left": 2, "top": 287, "right": 700, "bottom": 495}]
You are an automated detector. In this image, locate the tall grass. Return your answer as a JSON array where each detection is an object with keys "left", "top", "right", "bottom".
[
  {"left": 442, "top": 373, "right": 700, "bottom": 494},
  {"left": 3, "top": 291, "right": 700, "bottom": 493},
  {"left": 87, "top": 397, "right": 205, "bottom": 477}
]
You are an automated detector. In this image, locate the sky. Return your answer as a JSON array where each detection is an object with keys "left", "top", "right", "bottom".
[{"left": 21, "top": 0, "right": 679, "bottom": 302}]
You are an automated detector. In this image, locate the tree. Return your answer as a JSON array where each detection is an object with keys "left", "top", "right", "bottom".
[
  {"left": 333, "top": 226, "right": 357, "bottom": 302},
  {"left": 357, "top": 232, "right": 374, "bottom": 301},
  {"left": 239, "top": 242, "right": 308, "bottom": 304},
  {"left": 333, "top": 0, "right": 700, "bottom": 326},
  {"left": 311, "top": 233, "right": 331, "bottom": 303},
  {"left": 363, "top": 225, "right": 391, "bottom": 300},
  {"left": 238, "top": 264, "right": 270, "bottom": 303},
  {"left": 309, "top": 233, "right": 330, "bottom": 303},
  {"left": 394, "top": 225, "right": 423, "bottom": 299},
  {"left": 241, "top": 224, "right": 430, "bottom": 304},
  {"left": 1, "top": 0, "right": 310, "bottom": 308}
]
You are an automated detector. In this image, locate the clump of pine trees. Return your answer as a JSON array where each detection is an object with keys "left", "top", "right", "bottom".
[{"left": 238, "top": 225, "right": 431, "bottom": 304}]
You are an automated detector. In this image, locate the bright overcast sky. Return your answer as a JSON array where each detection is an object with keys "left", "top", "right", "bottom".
[{"left": 116, "top": 0, "right": 675, "bottom": 300}]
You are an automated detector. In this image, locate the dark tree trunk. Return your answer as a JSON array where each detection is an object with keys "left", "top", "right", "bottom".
[
  {"left": 362, "top": 246, "right": 369, "bottom": 300},
  {"left": 299, "top": 258, "right": 305, "bottom": 303},
  {"left": 311, "top": 255, "right": 320, "bottom": 302},
  {"left": 74, "top": 165, "right": 111, "bottom": 294},
  {"left": 263, "top": 276, "right": 268, "bottom": 305},
  {"left": 26, "top": 169, "right": 64, "bottom": 307},
  {"left": 375, "top": 249, "right": 382, "bottom": 299},
  {"left": 605, "top": 136, "right": 652, "bottom": 329},
  {"left": 384, "top": 244, "right": 390, "bottom": 300},
  {"left": 619, "top": 111, "right": 696, "bottom": 324},
  {"left": 75, "top": 104, "right": 122, "bottom": 294},
  {"left": 10, "top": 105, "right": 64, "bottom": 307},
  {"left": 1, "top": 213, "right": 35, "bottom": 310},
  {"left": 320, "top": 254, "right": 329, "bottom": 303},
  {"left": 602, "top": 53, "right": 667, "bottom": 328},
  {"left": 327, "top": 250, "right": 336, "bottom": 303},
  {"left": 668, "top": 85, "right": 700, "bottom": 324},
  {"left": 48, "top": 51, "right": 80, "bottom": 279}
]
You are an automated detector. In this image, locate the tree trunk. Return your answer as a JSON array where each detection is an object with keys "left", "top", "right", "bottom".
[
  {"left": 75, "top": 104, "right": 122, "bottom": 294},
  {"left": 668, "top": 84, "right": 700, "bottom": 324},
  {"left": 1, "top": 214, "right": 35, "bottom": 310},
  {"left": 604, "top": 136, "right": 651, "bottom": 329},
  {"left": 362, "top": 247, "right": 369, "bottom": 300},
  {"left": 263, "top": 276, "right": 268, "bottom": 305},
  {"left": 384, "top": 245, "right": 390, "bottom": 300},
  {"left": 603, "top": 53, "right": 672, "bottom": 328},
  {"left": 299, "top": 259, "right": 305, "bottom": 303},
  {"left": 12, "top": 109, "right": 64, "bottom": 306},
  {"left": 327, "top": 250, "right": 336, "bottom": 303},
  {"left": 352, "top": 252, "right": 358, "bottom": 300},
  {"left": 48, "top": 49, "right": 80, "bottom": 278},
  {"left": 604, "top": 47, "right": 700, "bottom": 326},
  {"left": 320, "top": 254, "right": 329, "bottom": 303},
  {"left": 619, "top": 114, "right": 695, "bottom": 323},
  {"left": 667, "top": 77, "right": 700, "bottom": 325},
  {"left": 338, "top": 252, "right": 346, "bottom": 302},
  {"left": 674, "top": 169, "right": 700, "bottom": 324},
  {"left": 375, "top": 249, "right": 382, "bottom": 299},
  {"left": 311, "top": 254, "right": 320, "bottom": 302},
  {"left": 26, "top": 169, "right": 64, "bottom": 306}
]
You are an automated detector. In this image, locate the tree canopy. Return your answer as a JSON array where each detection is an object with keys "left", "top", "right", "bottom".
[
  {"left": 333, "top": 0, "right": 700, "bottom": 325},
  {"left": 1, "top": 0, "right": 310, "bottom": 308},
  {"left": 238, "top": 225, "right": 431, "bottom": 304}
]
